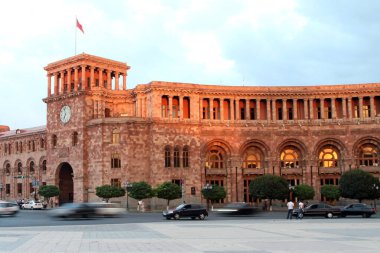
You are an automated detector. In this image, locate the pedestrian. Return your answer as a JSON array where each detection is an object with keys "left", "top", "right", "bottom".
[
  {"left": 141, "top": 201, "right": 145, "bottom": 212},
  {"left": 138, "top": 200, "right": 142, "bottom": 211},
  {"left": 296, "top": 200, "right": 304, "bottom": 219},
  {"left": 286, "top": 200, "right": 294, "bottom": 219}
]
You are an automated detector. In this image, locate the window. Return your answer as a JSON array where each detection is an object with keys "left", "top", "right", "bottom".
[
  {"left": 32, "top": 140, "right": 35, "bottom": 151},
  {"left": 243, "top": 147, "right": 262, "bottom": 169},
  {"left": 52, "top": 135, "right": 57, "bottom": 148},
  {"left": 161, "top": 96, "right": 169, "bottom": 118},
  {"left": 40, "top": 138, "right": 45, "bottom": 149},
  {"left": 111, "top": 153, "right": 121, "bottom": 168},
  {"left": 165, "top": 146, "right": 171, "bottom": 167},
  {"left": 280, "top": 147, "right": 300, "bottom": 168},
  {"left": 359, "top": 145, "right": 378, "bottom": 166},
  {"left": 319, "top": 146, "right": 339, "bottom": 168},
  {"left": 20, "top": 142, "right": 23, "bottom": 153},
  {"left": 5, "top": 163, "right": 11, "bottom": 175},
  {"left": 105, "top": 108, "right": 111, "bottom": 117},
  {"left": 112, "top": 129, "right": 120, "bottom": 144},
  {"left": 6, "top": 184, "right": 10, "bottom": 194},
  {"left": 72, "top": 132, "right": 79, "bottom": 146},
  {"left": 17, "top": 183, "right": 22, "bottom": 194},
  {"left": 8, "top": 143, "right": 11, "bottom": 155},
  {"left": 111, "top": 178, "right": 121, "bottom": 188},
  {"left": 183, "top": 146, "right": 189, "bottom": 168},
  {"left": 174, "top": 147, "right": 180, "bottom": 168},
  {"left": 42, "top": 160, "right": 47, "bottom": 173},
  {"left": 363, "top": 105, "right": 370, "bottom": 118},
  {"left": 17, "top": 162, "right": 22, "bottom": 174},
  {"left": 207, "top": 149, "right": 224, "bottom": 169},
  {"left": 172, "top": 179, "right": 181, "bottom": 186},
  {"left": 29, "top": 161, "right": 35, "bottom": 174}
]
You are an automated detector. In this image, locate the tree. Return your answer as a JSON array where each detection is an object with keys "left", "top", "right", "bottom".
[
  {"left": 128, "top": 181, "right": 153, "bottom": 201},
  {"left": 155, "top": 182, "right": 182, "bottom": 210},
  {"left": 339, "top": 169, "right": 380, "bottom": 202},
  {"left": 95, "top": 185, "right": 125, "bottom": 203},
  {"left": 294, "top": 184, "right": 315, "bottom": 201},
  {"left": 321, "top": 184, "right": 340, "bottom": 202},
  {"left": 249, "top": 175, "right": 289, "bottom": 210},
  {"left": 38, "top": 185, "right": 60, "bottom": 207},
  {"left": 201, "top": 185, "right": 226, "bottom": 210}
]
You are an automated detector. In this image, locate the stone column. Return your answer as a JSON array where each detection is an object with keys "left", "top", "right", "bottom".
[
  {"left": 230, "top": 99, "right": 234, "bottom": 121},
  {"left": 81, "top": 65, "right": 86, "bottom": 90},
  {"left": 168, "top": 95, "right": 172, "bottom": 119},
  {"left": 320, "top": 98, "right": 324, "bottom": 119},
  {"left": 90, "top": 66, "right": 95, "bottom": 89},
  {"left": 331, "top": 98, "right": 336, "bottom": 119},
  {"left": 107, "top": 70, "right": 111, "bottom": 90},
  {"left": 47, "top": 74, "right": 51, "bottom": 97},
  {"left": 179, "top": 96, "right": 183, "bottom": 119},
  {"left": 220, "top": 98, "right": 224, "bottom": 121},
  {"left": 235, "top": 98, "right": 240, "bottom": 120},
  {"left": 303, "top": 99, "right": 308, "bottom": 119},
  {"left": 293, "top": 99, "right": 298, "bottom": 120},
  {"left": 67, "top": 68, "right": 72, "bottom": 91},
  {"left": 309, "top": 99, "right": 314, "bottom": 119},
  {"left": 266, "top": 99, "right": 271, "bottom": 121},
  {"left": 246, "top": 99, "right": 250, "bottom": 120},
  {"left": 282, "top": 99, "right": 286, "bottom": 120},
  {"left": 54, "top": 73, "right": 59, "bottom": 95},
  {"left": 199, "top": 97, "right": 203, "bottom": 120},
  {"left": 74, "top": 67, "right": 79, "bottom": 91},
  {"left": 60, "top": 71, "right": 65, "bottom": 94},
  {"left": 256, "top": 99, "right": 260, "bottom": 120},
  {"left": 358, "top": 97, "right": 363, "bottom": 119},
  {"left": 99, "top": 68, "right": 103, "bottom": 88},
  {"left": 348, "top": 97, "right": 352, "bottom": 120},
  {"left": 210, "top": 98, "right": 214, "bottom": 120},
  {"left": 142, "top": 97, "right": 146, "bottom": 117},
  {"left": 370, "top": 96, "right": 375, "bottom": 119},
  {"left": 342, "top": 98, "right": 347, "bottom": 119},
  {"left": 272, "top": 99, "right": 276, "bottom": 121},
  {"left": 115, "top": 72, "right": 120, "bottom": 90},
  {"left": 123, "top": 73, "right": 127, "bottom": 90}
]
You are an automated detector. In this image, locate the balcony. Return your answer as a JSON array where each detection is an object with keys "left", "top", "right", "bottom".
[
  {"left": 243, "top": 168, "right": 265, "bottom": 175},
  {"left": 205, "top": 169, "right": 227, "bottom": 176},
  {"left": 358, "top": 165, "right": 380, "bottom": 173},
  {"left": 280, "top": 167, "right": 303, "bottom": 175},
  {"left": 318, "top": 167, "right": 341, "bottom": 175}
]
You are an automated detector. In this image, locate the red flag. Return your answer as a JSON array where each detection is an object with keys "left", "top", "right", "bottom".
[{"left": 76, "top": 18, "right": 84, "bottom": 33}]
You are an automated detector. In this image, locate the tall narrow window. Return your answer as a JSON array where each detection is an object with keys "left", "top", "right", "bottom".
[
  {"left": 111, "top": 178, "right": 121, "bottom": 187},
  {"left": 165, "top": 146, "right": 171, "bottom": 167},
  {"left": 42, "top": 160, "right": 47, "bottom": 173},
  {"left": 40, "top": 138, "right": 45, "bottom": 149},
  {"left": 5, "top": 163, "right": 11, "bottom": 175},
  {"left": 72, "top": 132, "right": 79, "bottom": 146},
  {"left": 174, "top": 147, "right": 180, "bottom": 168},
  {"left": 52, "top": 135, "right": 57, "bottom": 148},
  {"left": 280, "top": 147, "right": 300, "bottom": 168},
  {"left": 29, "top": 161, "right": 35, "bottom": 174},
  {"left": 183, "top": 146, "right": 189, "bottom": 168},
  {"left": 17, "top": 183, "right": 22, "bottom": 194},
  {"left": 112, "top": 129, "right": 120, "bottom": 144},
  {"left": 111, "top": 153, "right": 121, "bottom": 168},
  {"left": 359, "top": 145, "right": 378, "bottom": 166},
  {"left": 319, "top": 146, "right": 339, "bottom": 168},
  {"left": 17, "top": 162, "right": 22, "bottom": 174}
]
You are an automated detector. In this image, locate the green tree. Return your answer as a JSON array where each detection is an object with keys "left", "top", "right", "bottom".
[
  {"left": 155, "top": 182, "right": 182, "bottom": 210},
  {"left": 321, "top": 184, "right": 341, "bottom": 202},
  {"left": 95, "top": 185, "right": 125, "bottom": 203},
  {"left": 201, "top": 185, "right": 226, "bottom": 210},
  {"left": 128, "top": 181, "right": 153, "bottom": 201},
  {"left": 294, "top": 184, "right": 315, "bottom": 201},
  {"left": 38, "top": 185, "right": 60, "bottom": 208},
  {"left": 249, "top": 175, "right": 289, "bottom": 210},
  {"left": 339, "top": 169, "right": 380, "bottom": 202}
]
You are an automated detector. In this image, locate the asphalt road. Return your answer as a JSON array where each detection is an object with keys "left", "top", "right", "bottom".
[{"left": 0, "top": 209, "right": 378, "bottom": 228}]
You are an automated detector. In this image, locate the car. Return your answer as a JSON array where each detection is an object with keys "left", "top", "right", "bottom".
[
  {"left": 48, "top": 202, "right": 97, "bottom": 219},
  {"left": 88, "top": 202, "right": 126, "bottom": 217},
  {"left": 214, "top": 203, "right": 259, "bottom": 215},
  {"left": 293, "top": 203, "right": 341, "bottom": 218},
  {"left": 340, "top": 203, "right": 376, "bottom": 218},
  {"left": 163, "top": 203, "right": 208, "bottom": 220},
  {"left": 22, "top": 200, "right": 43, "bottom": 210},
  {"left": 0, "top": 201, "right": 19, "bottom": 216}
]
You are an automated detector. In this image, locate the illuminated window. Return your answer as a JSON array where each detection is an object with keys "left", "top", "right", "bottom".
[
  {"left": 243, "top": 147, "right": 262, "bottom": 169},
  {"left": 280, "top": 147, "right": 300, "bottom": 168},
  {"left": 112, "top": 129, "right": 120, "bottom": 144},
  {"left": 319, "top": 146, "right": 339, "bottom": 168},
  {"left": 208, "top": 149, "right": 224, "bottom": 169},
  {"left": 359, "top": 145, "right": 378, "bottom": 166}
]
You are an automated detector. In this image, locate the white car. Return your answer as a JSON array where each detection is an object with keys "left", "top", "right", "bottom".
[
  {"left": 22, "top": 200, "right": 43, "bottom": 210},
  {"left": 89, "top": 202, "right": 126, "bottom": 217},
  {"left": 0, "top": 201, "right": 19, "bottom": 216}
]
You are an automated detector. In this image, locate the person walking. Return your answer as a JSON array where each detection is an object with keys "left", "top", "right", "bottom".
[
  {"left": 286, "top": 200, "right": 294, "bottom": 219},
  {"left": 296, "top": 200, "right": 304, "bottom": 219}
]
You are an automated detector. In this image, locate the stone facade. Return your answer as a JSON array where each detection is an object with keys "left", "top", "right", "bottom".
[{"left": 1, "top": 53, "right": 380, "bottom": 208}]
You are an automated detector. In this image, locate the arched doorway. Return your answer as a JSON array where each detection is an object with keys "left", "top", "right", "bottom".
[{"left": 58, "top": 162, "right": 74, "bottom": 204}]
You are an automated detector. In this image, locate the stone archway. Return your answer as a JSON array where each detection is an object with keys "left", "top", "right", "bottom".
[{"left": 57, "top": 162, "right": 74, "bottom": 204}]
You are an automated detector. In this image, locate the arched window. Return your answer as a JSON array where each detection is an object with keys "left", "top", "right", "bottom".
[
  {"left": 183, "top": 146, "right": 189, "bottom": 168},
  {"left": 40, "top": 138, "right": 45, "bottom": 149},
  {"left": 105, "top": 108, "right": 111, "bottom": 117},
  {"left": 243, "top": 147, "right": 262, "bottom": 169},
  {"left": 161, "top": 96, "right": 169, "bottom": 118},
  {"left": 112, "top": 129, "right": 120, "bottom": 144},
  {"left": 319, "top": 146, "right": 339, "bottom": 168},
  {"left": 52, "top": 134, "right": 57, "bottom": 148},
  {"left": 17, "top": 162, "right": 22, "bottom": 174},
  {"left": 359, "top": 144, "right": 379, "bottom": 166},
  {"left": 111, "top": 153, "right": 121, "bottom": 168},
  {"left": 30, "top": 161, "right": 35, "bottom": 174},
  {"left": 174, "top": 147, "right": 180, "bottom": 167},
  {"left": 42, "top": 160, "right": 47, "bottom": 173},
  {"left": 5, "top": 163, "right": 11, "bottom": 175},
  {"left": 165, "top": 146, "right": 171, "bottom": 167},
  {"left": 20, "top": 142, "right": 23, "bottom": 153},
  {"left": 72, "top": 132, "right": 79, "bottom": 146},
  {"left": 208, "top": 149, "right": 225, "bottom": 169},
  {"left": 280, "top": 147, "right": 300, "bottom": 168}
]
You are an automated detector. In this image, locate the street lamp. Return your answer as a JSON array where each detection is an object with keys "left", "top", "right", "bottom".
[
  {"left": 123, "top": 181, "right": 133, "bottom": 211},
  {"left": 203, "top": 183, "right": 213, "bottom": 210}
]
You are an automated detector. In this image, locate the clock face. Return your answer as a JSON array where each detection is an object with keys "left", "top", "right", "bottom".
[{"left": 60, "top": 105, "right": 72, "bottom": 123}]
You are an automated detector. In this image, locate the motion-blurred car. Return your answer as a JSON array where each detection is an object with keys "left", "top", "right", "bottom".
[
  {"left": 163, "top": 203, "right": 208, "bottom": 220},
  {"left": 340, "top": 203, "right": 376, "bottom": 218},
  {"left": 48, "top": 202, "right": 97, "bottom": 219},
  {"left": 293, "top": 203, "right": 341, "bottom": 218},
  {"left": 22, "top": 200, "right": 43, "bottom": 210},
  {"left": 0, "top": 201, "right": 19, "bottom": 216},
  {"left": 214, "top": 203, "right": 259, "bottom": 215},
  {"left": 88, "top": 202, "right": 126, "bottom": 217}
]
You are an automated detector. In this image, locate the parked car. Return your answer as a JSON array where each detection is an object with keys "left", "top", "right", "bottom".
[
  {"left": 163, "top": 203, "right": 208, "bottom": 220},
  {"left": 340, "top": 203, "right": 376, "bottom": 218},
  {"left": 88, "top": 202, "right": 126, "bottom": 217},
  {"left": 22, "top": 200, "right": 43, "bottom": 210},
  {"left": 214, "top": 203, "right": 259, "bottom": 215},
  {"left": 293, "top": 203, "right": 341, "bottom": 218},
  {"left": 0, "top": 201, "right": 19, "bottom": 216},
  {"left": 48, "top": 203, "right": 97, "bottom": 219}
]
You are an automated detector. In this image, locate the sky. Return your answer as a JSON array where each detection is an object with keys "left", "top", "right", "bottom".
[{"left": 1, "top": 0, "right": 380, "bottom": 130}]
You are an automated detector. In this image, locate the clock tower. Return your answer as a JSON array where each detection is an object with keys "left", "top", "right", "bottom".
[{"left": 43, "top": 53, "right": 130, "bottom": 203}]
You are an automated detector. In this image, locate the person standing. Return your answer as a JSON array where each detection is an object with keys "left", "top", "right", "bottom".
[
  {"left": 296, "top": 200, "right": 304, "bottom": 219},
  {"left": 286, "top": 200, "right": 294, "bottom": 219}
]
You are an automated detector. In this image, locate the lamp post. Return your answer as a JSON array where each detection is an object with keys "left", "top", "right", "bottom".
[
  {"left": 123, "top": 181, "right": 133, "bottom": 211},
  {"left": 203, "top": 183, "right": 213, "bottom": 210},
  {"left": 373, "top": 183, "right": 379, "bottom": 211}
]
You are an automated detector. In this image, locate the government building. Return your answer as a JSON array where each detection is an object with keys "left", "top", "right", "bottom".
[{"left": 1, "top": 53, "right": 380, "bottom": 208}]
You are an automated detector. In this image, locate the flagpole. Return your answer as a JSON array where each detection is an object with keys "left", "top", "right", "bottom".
[{"left": 75, "top": 16, "right": 77, "bottom": 55}]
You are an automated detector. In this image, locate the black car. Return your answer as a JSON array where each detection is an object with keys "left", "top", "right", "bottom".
[
  {"left": 293, "top": 203, "right": 341, "bottom": 218},
  {"left": 163, "top": 203, "right": 208, "bottom": 220},
  {"left": 215, "top": 203, "right": 259, "bottom": 215},
  {"left": 340, "top": 203, "right": 376, "bottom": 218},
  {"left": 48, "top": 203, "right": 97, "bottom": 219}
]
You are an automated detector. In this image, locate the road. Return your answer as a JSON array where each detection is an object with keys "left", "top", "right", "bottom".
[{"left": 0, "top": 209, "right": 378, "bottom": 227}]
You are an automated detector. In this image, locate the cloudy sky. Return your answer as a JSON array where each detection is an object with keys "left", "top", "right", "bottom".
[{"left": 1, "top": 0, "right": 380, "bottom": 129}]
